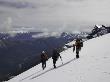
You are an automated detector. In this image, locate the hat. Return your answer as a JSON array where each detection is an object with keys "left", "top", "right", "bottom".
[{"left": 42, "top": 51, "right": 45, "bottom": 53}]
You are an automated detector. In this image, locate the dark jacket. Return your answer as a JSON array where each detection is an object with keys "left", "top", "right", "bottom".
[
  {"left": 52, "top": 50, "right": 60, "bottom": 61},
  {"left": 41, "top": 53, "right": 48, "bottom": 62},
  {"left": 75, "top": 39, "right": 83, "bottom": 50}
]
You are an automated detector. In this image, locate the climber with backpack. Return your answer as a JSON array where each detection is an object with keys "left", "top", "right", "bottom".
[
  {"left": 41, "top": 51, "right": 48, "bottom": 70},
  {"left": 52, "top": 49, "right": 62, "bottom": 68},
  {"left": 73, "top": 38, "right": 83, "bottom": 59}
]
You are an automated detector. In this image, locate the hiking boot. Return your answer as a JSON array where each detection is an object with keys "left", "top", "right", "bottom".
[{"left": 54, "top": 65, "right": 56, "bottom": 68}]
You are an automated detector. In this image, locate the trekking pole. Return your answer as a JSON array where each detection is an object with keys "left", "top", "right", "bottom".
[{"left": 60, "top": 56, "right": 63, "bottom": 64}]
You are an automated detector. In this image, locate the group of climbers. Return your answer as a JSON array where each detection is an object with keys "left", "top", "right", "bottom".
[
  {"left": 40, "top": 49, "right": 62, "bottom": 70},
  {"left": 40, "top": 38, "right": 83, "bottom": 70}
]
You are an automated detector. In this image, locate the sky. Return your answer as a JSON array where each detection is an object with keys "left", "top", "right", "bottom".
[{"left": 0, "top": 0, "right": 110, "bottom": 32}]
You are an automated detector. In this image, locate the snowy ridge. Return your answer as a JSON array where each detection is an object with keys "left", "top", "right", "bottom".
[{"left": 7, "top": 33, "right": 110, "bottom": 82}]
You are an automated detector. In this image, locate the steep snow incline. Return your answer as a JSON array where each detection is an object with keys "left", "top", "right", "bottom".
[{"left": 7, "top": 34, "right": 110, "bottom": 82}]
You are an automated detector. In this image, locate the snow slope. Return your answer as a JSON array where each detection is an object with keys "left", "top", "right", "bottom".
[{"left": 7, "top": 33, "right": 110, "bottom": 82}]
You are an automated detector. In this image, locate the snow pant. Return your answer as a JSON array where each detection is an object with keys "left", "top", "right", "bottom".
[
  {"left": 76, "top": 48, "right": 80, "bottom": 58},
  {"left": 53, "top": 59, "right": 57, "bottom": 68},
  {"left": 42, "top": 61, "right": 46, "bottom": 70}
]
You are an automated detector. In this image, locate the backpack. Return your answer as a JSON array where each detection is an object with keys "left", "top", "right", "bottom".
[
  {"left": 52, "top": 50, "right": 60, "bottom": 60},
  {"left": 41, "top": 53, "right": 48, "bottom": 60},
  {"left": 75, "top": 40, "right": 83, "bottom": 49}
]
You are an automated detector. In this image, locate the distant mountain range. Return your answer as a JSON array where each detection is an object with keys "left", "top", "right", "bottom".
[{"left": 87, "top": 25, "right": 110, "bottom": 39}]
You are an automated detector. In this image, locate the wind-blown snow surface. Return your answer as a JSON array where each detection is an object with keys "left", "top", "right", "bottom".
[{"left": 7, "top": 34, "right": 110, "bottom": 82}]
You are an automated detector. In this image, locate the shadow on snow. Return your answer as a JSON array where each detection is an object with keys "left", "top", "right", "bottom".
[{"left": 30, "top": 58, "right": 76, "bottom": 80}]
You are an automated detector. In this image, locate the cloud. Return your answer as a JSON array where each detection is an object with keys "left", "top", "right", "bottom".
[
  {"left": 0, "top": 0, "right": 110, "bottom": 33},
  {"left": 66, "top": 0, "right": 85, "bottom": 2},
  {"left": 32, "top": 31, "right": 61, "bottom": 38},
  {"left": 0, "top": 0, "right": 35, "bottom": 9}
]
